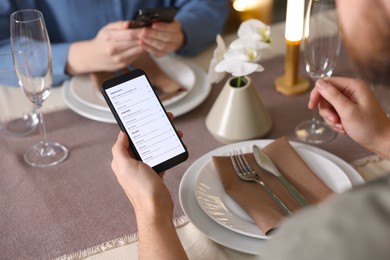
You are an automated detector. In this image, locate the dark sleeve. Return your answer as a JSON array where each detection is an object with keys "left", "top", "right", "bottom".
[{"left": 262, "top": 174, "right": 390, "bottom": 260}]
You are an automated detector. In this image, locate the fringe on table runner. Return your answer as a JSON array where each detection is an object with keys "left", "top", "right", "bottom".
[
  {"left": 351, "top": 155, "right": 390, "bottom": 182},
  {"left": 351, "top": 154, "right": 382, "bottom": 167},
  {"left": 53, "top": 215, "right": 189, "bottom": 260}
]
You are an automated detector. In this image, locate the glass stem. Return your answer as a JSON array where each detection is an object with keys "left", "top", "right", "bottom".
[
  {"left": 35, "top": 104, "right": 54, "bottom": 156},
  {"left": 310, "top": 107, "right": 321, "bottom": 131}
]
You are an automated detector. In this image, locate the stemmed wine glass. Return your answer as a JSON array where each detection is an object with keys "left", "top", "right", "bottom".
[
  {"left": 295, "top": 0, "right": 341, "bottom": 144},
  {"left": 10, "top": 9, "right": 68, "bottom": 167}
]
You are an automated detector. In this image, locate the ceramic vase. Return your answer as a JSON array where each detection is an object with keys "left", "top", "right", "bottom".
[{"left": 206, "top": 76, "right": 272, "bottom": 144}]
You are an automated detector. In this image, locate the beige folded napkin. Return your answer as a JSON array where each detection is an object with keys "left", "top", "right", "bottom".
[
  {"left": 89, "top": 53, "right": 185, "bottom": 100},
  {"left": 212, "top": 137, "right": 334, "bottom": 235}
]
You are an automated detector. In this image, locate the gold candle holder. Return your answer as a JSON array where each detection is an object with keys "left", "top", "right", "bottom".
[
  {"left": 275, "top": 0, "right": 309, "bottom": 96},
  {"left": 275, "top": 40, "right": 309, "bottom": 95}
]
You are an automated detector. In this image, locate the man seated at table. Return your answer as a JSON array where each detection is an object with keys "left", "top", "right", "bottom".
[
  {"left": 0, "top": 0, "right": 228, "bottom": 95},
  {"left": 110, "top": 0, "right": 390, "bottom": 259}
]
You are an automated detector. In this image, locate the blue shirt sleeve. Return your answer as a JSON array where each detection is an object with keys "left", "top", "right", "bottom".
[
  {"left": 174, "top": 0, "right": 229, "bottom": 56},
  {"left": 51, "top": 42, "right": 71, "bottom": 86},
  {"left": 0, "top": 1, "right": 16, "bottom": 86}
]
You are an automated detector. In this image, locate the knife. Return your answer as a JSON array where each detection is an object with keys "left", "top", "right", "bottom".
[{"left": 252, "top": 145, "right": 310, "bottom": 208}]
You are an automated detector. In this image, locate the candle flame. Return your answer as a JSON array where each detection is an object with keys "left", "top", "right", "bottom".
[
  {"left": 233, "top": 0, "right": 263, "bottom": 12},
  {"left": 285, "top": 0, "right": 305, "bottom": 42}
]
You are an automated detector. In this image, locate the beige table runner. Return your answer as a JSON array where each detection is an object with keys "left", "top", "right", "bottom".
[
  {"left": 1, "top": 51, "right": 375, "bottom": 260},
  {"left": 0, "top": 109, "right": 189, "bottom": 260}
]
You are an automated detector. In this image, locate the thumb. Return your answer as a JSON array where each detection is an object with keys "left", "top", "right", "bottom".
[{"left": 112, "top": 131, "right": 130, "bottom": 160}]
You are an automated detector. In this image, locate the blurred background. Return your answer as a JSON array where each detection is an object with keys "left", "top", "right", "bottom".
[{"left": 225, "top": 0, "right": 287, "bottom": 33}]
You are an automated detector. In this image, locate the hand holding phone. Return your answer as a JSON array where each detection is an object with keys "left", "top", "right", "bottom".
[
  {"left": 101, "top": 69, "right": 188, "bottom": 173},
  {"left": 130, "top": 7, "right": 178, "bottom": 29}
]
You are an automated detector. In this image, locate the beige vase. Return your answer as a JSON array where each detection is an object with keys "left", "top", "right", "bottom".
[{"left": 206, "top": 76, "right": 272, "bottom": 144}]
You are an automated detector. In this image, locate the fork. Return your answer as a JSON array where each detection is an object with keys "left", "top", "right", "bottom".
[{"left": 230, "top": 150, "right": 292, "bottom": 216}]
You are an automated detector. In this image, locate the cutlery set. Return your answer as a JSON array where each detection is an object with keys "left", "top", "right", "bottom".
[{"left": 230, "top": 145, "right": 310, "bottom": 215}]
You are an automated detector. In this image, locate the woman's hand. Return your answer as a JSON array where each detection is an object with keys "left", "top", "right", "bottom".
[
  {"left": 309, "top": 77, "right": 390, "bottom": 159},
  {"left": 66, "top": 21, "right": 144, "bottom": 75},
  {"left": 138, "top": 20, "right": 185, "bottom": 57}
]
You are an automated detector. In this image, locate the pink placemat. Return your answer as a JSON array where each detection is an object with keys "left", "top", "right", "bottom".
[{"left": 0, "top": 51, "right": 375, "bottom": 260}]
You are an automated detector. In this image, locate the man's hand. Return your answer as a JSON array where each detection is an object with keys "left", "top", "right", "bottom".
[
  {"left": 309, "top": 77, "right": 390, "bottom": 159},
  {"left": 111, "top": 131, "right": 173, "bottom": 213}
]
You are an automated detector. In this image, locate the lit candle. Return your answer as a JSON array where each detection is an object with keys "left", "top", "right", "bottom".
[
  {"left": 275, "top": 0, "right": 309, "bottom": 96},
  {"left": 285, "top": 0, "right": 305, "bottom": 42}
]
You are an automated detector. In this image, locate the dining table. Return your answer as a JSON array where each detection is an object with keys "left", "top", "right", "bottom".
[{"left": 1, "top": 19, "right": 390, "bottom": 260}]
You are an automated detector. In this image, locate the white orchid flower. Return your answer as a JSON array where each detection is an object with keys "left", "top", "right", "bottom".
[
  {"left": 224, "top": 47, "right": 262, "bottom": 63},
  {"left": 230, "top": 37, "right": 269, "bottom": 50},
  {"left": 237, "top": 19, "right": 271, "bottom": 44},
  {"left": 215, "top": 48, "right": 264, "bottom": 77},
  {"left": 207, "top": 34, "right": 227, "bottom": 84},
  {"left": 208, "top": 19, "right": 271, "bottom": 85}
]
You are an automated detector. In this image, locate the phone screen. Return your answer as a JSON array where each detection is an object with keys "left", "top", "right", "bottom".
[{"left": 102, "top": 70, "right": 187, "bottom": 172}]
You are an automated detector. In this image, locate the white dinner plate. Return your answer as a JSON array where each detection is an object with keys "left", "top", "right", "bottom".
[
  {"left": 63, "top": 78, "right": 116, "bottom": 124},
  {"left": 69, "top": 56, "right": 196, "bottom": 111},
  {"left": 194, "top": 145, "right": 352, "bottom": 239},
  {"left": 179, "top": 140, "right": 364, "bottom": 255},
  {"left": 62, "top": 61, "right": 210, "bottom": 123}
]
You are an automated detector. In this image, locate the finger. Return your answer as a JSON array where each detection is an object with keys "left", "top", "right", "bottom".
[
  {"left": 318, "top": 98, "right": 341, "bottom": 125},
  {"left": 167, "top": 112, "right": 174, "bottom": 121},
  {"left": 143, "top": 28, "right": 175, "bottom": 42},
  {"left": 118, "top": 46, "right": 144, "bottom": 65},
  {"left": 105, "top": 41, "right": 140, "bottom": 57},
  {"left": 104, "top": 46, "right": 143, "bottom": 71},
  {"left": 103, "top": 21, "right": 131, "bottom": 31},
  {"left": 166, "top": 111, "right": 184, "bottom": 138},
  {"left": 308, "top": 83, "right": 341, "bottom": 125},
  {"left": 151, "top": 20, "right": 181, "bottom": 33},
  {"left": 139, "top": 40, "right": 171, "bottom": 57},
  {"left": 101, "top": 28, "right": 141, "bottom": 42},
  {"left": 112, "top": 132, "right": 130, "bottom": 159},
  {"left": 320, "top": 116, "right": 346, "bottom": 134},
  {"left": 319, "top": 77, "right": 360, "bottom": 103},
  {"left": 315, "top": 79, "right": 354, "bottom": 115},
  {"left": 139, "top": 28, "right": 179, "bottom": 52},
  {"left": 140, "top": 30, "right": 175, "bottom": 47},
  {"left": 334, "top": 123, "right": 346, "bottom": 134},
  {"left": 177, "top": 130, "right": 184, "bottom": 138},
  {"left": 112, "top": 131, "right": 137, "bottom": 161},
  {"left": 308, "top": 86, "right": 322, "bottom": 109}
]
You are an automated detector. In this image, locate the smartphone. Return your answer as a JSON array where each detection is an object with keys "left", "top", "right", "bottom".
[
  {"left": 101, "top": 69, "right": 188, "bottom": 173},
  {"left": 130, "top": 7, "right": 178, "bottom": 28}
]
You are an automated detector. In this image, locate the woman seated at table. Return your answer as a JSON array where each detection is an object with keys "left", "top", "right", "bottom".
[
  {"left": 0, "top": 0, "right": 228, "bottom": 96},
  {"left": 110, "top": 0, "right": 390, "bottom": 259}
]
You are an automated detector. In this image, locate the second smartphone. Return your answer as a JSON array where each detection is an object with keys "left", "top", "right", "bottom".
[{"left": 130, "top": 7, "right": 178, "bottom": 28}]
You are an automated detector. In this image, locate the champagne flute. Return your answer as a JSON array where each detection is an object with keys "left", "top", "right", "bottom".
[
  {"left": 10, "top": 9, "right": 68, "bottom": 167},
  {"left": 295, "top": 0, "right": 341, "bottom": 144}
]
